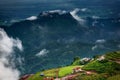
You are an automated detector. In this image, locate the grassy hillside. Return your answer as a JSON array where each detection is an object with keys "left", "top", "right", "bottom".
[
  {"left": 107, "top": 74, "right": 120, "bottom": 80},
  {"left": 74, "top": 51, "right": 120, "bottom": 80},
  {"left": 105, "top": 51, "right": 120, "bottom": 61},
  {"left": 27, "top": 66, "right": 82, "bottom": 80},
  {"left": 74, "top": 74, "right": 107, "bottom": 80},
  {"left": 27, "top": 51, "right": 120, "bottom": 80},
  {"left": 71, "top": 56, "right": 81, "bottom": 66},
  {"left": 82, "top": 60, "right": 120, "bottom": 74}
]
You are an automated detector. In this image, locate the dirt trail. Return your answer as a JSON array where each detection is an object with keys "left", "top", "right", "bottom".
[{"left": 55, "top": 74, "right": 79, "bottom": 80}]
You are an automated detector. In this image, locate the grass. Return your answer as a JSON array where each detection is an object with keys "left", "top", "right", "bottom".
[
  {"left": 76, "top": 74, "right": 106, "bottom": 80},
  {"left": 59, "top": 66, "right": 82, "bottom": 77},
  {"left": 107, "top": 74, "right": 120, "bottom": 80},
  {"left": 82, "top": 59, "right": 120, "bottom": 75},
  {"left": 105, "top": 51, "right": 120, "bottom": 61},
  {"left": 27, "top": 72, "right": 43, "bottom": 80},
  {"left": 27, "top": 65, "right": 82, "bottom": 80},
  {"left": 27, "top": 51, "right": 120, "bottom": 80},
  {"left": 72, "top": 59, "right": 80, "bottom": 66}
]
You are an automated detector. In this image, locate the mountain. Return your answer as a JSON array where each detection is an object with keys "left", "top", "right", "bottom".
[{"left": 0, "top": 10, "right": 120, "bottom": 74}]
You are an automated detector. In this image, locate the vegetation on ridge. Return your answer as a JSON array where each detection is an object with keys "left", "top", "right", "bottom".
[{"left": 26, "top": 51, "right": 120, "bottom": 80}]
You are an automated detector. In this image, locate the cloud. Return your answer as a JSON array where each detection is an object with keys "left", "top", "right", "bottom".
[
  {"left": 91, "top": 16, "right": 100, "bottom": 27},
  {"left": 0, "top": 63, "right": 20, "bottom": 80},
  {"left": 95, "top": 39, "right": 106, "bottom": 44},
  {"left": 49, "top": 10, "right": 67, "bottom": 15},
  {"left": 92, "top": 20, "right": 98, "bottom": 26},
  {"left": 0, "top": 28, "right": 23, "bottom": 80},
  {"left": 92, "top": 16, "right": 100, "bottom": 19},
  {"left": 118, "top": 45, "right": 120, "bottom": 48},
  {"left": 70, "top": 8, "right": 85, "bottom": 24},
  {"left": 80, "top": 8, "right": 88, "bottom": 12},
  {"left": 92, "top": 45, "right": 98, "bottom": 51},
  {"left": 13, "top": 39, "right": 23, "bottom": 51},
  {"left": 10, "top": 19, "right": 19, "bottom": 23},
  {"left": 92, "top": 39, "right": 106, "bottom": 51},
  {"left": 26, "top": 16, "right": 37, "bottom": 21},
  {"left": 35, "top": 49, "right": 49, "bottom": 57},
  {"left": 40, "top": 10, "right": 67, "bottom": 17}
]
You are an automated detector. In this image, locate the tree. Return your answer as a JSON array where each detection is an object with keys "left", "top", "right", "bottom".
[{"left": 74, "top": 56, "right": 80, "bottom": 61}]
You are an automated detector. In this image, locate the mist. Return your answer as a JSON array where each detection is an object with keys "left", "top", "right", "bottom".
[{"left": 0, "top": 28, "right": 23, "bottom": 80}]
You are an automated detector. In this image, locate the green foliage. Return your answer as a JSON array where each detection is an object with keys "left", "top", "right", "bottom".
[
  {"left": 72, "top": 59, "right": 80, "bottom": 66},
  {"left": 28, "top": 51, "right": 120, "bottom": 80},
  {"left": 74, "top": 56, "right": 80, "bottom": 61},
  {"left": 27, "top": 66, "right": 82, "bottom": 80},
  {"left": 107, "top": 75, "right": 120, "bottom": 80},
  {"left": 75, "top": 74, "right": 106, "bottom": 80},
  {"left": 82, "top": 51, "right": 120, "bottom": 75},
  {"left": 27, "top": 72, "right": 44, "bottom": 80},
  {"left": 82, "top": 60, "right": 120, "bottom": 74},
  {"left": 105, "top": 51, "right": 120, "bottom": 61},
  {"left": 71, "top": 56, "right": 81, "bottom": 65},
  {"left": 93, "top": 55, "right": 101, "bottom": 59},
  {"left": 72, "top": 56, "right": 91, "bottom": 65},
  {"left": 59, "top": 66, "right": 81, "bottom": 77}
]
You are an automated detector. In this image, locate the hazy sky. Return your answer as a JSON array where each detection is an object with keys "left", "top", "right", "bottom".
[
  {"left": 0, "top": 0, "right": 119, "bottom": 4},
  {"left": 0, "top": 0, "right": 119, "bottom": 20}
]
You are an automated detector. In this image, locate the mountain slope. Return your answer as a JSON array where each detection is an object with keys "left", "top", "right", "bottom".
[{"left": 0, "top": 10, "right": 120, "bottom": 74}]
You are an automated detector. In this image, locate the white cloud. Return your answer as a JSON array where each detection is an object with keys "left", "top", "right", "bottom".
[
  {"left": 92, "top": 16, "right": 100, "bottom": 19},
  {"left": 0, "top": 63, "right": 20, "bottom": 80},
  {"left": 13, "top": 38, "right": 23, "bottom": 51},
  {"left": 0, "top": 28, "right": 23, "bottom": 80},
  {"left": 80, "top": 8, "right": 88, "bottom": 12},
  {"left": 95, "top": 39, "right": 106, "bottom": 44},
  {"left": 40, "top": 10, "right": 67, "bottom": 17},
  {"left": 92, "top": 44, "right": 105, "bottom": 51},
  {"left": 26, "top": 16, "right": 37, "bottom": 21},
  {"left": 49, "top": 10, "right": 67, "bottom": 15},
  {"left": 92, "top": 45, "right": 98, "bottom": 51},
  {"left": 70, "top": 8, "right": 85, "bottom": 24},
  {"left": 92, "top": 39, "right": 106, "bottom": 51},
  {"left": 35, "top": 49, "right": 49, "bottom": 57}
]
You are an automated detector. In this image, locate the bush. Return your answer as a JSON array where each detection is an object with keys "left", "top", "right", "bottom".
[
  {"left": 82, "top": 60, "right": 120, "bottom": 75},
  {"left": 105, "top": 51, "right": 120, "bottom": 61}
]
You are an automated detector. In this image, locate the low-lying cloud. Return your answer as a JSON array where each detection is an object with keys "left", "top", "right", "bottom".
[
  {"left": 0, "top": 28, "right": 23, "bottom": 80},
  {"left": 80, "top": 8, "right": 88, "bottom": 12},
  {"left": 95, "top": 39, "right": 106, "bottom": 44},
  {"left": 26, "top": 16, "right": 37, "bottom": 21},
  {"left": 35, "top": 49, "right": 49, "bottom": 57},
  {"left": 70, "top": 8, "right": 85, "bottom": 24},
  {"left": 92, "top": 39, "right": 106, "bottom": 51}
]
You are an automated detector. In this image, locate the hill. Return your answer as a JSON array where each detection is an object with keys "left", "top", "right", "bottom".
[{"left": 23, "top": 51, "right": 120, "bottom": 80}]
